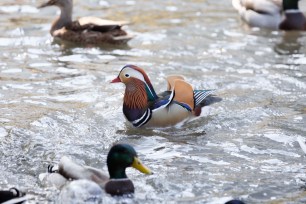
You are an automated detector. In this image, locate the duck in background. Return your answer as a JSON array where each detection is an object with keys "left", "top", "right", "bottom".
[
  {"left": 232, "top": 0, "right": 306, "bottom": 30},
  {"left": 38, "top": 0, "right": 133, "bottom": 45},
  {"left": 111, "top": 65, "right": 219, "bottom": 128},
  {"left": 0, "top": 188, "right": 28, "bottom": 204},
  {"left": 41, "top": 144, "right": 152, "bottom": 197},
  {"left": 225, "top": 199, "right": 246, "bottom": 204}
]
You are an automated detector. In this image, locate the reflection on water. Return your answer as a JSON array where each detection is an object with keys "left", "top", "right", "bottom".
[
  {"left": 0, "top": 0, "right": 306, "bottom": 203},
  {"left": 274, "top": 32, "right": 305, "bottom": 55}
]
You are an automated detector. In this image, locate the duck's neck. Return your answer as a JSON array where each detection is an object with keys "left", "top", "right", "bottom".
[
  {"left": 123, "top": 81, "right": 149, "bottom": 110},
  {"left": 283, "top": 0, "right": 299, "bottom": 11},
  {"left": 123, "top": 81, "right": 153, "bottom": 127},
  {"left": 51, "top": 4, "right": 73, "bottom": 34},
  {"left": 108, "top": 167, "right": 128, "bottom": 179},
  {"left": 104, "top": 178, "right": 134, "bottom": 196},
  {"left": 280, "top": 0, "right": 306, "bottom": 30}
]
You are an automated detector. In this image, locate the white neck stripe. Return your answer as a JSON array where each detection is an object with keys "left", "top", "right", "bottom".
[
  {"left": 285, "top": 9, "right": 300, "bottom": 14},
  {"left": 109, "top": 178, "right": 130, "bottom": 181},
  {"left": 133, "top": 109, "right": 149, "bottom": 124}
]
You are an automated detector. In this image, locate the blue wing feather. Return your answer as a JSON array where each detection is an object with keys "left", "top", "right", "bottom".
[
  {"left": 151, "top": 90, "right": 175, "bottom": 111},
  {"left": 151, "top": 99, "right": 171, "bottom": 110},
  {"left": 151, "top": 89, "right": 194, "bottom": 112},
  {"left": 173, "top": 101, "right": 192, "bottom": 111}
]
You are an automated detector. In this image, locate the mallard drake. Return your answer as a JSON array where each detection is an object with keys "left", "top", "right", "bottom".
[
  {"left": 232, "top": 0, "right": 306, "bottom": 30},
  {"left": 111, "top": 65, "right": 216, "bottom": 128},
  {"left": 38, "top": 0, "right": 133, "bottom": 45},
  {"left": 43, "top": 143, "right": 152, "bottom": 196}
]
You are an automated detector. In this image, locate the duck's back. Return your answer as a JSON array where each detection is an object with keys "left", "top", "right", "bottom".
[
  {"left": 232, "top": 0, "right": 282, "bottom": 29},
  {"left": 52, "top": 17, "right": 133, "bottom": 44},
  {"left": 59, "top": 156, "right": 109, "bottom": 188}
]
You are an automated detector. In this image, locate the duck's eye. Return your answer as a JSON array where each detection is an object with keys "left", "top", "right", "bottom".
[{"left": 125, "top": 74, "right": 130, "bottom": 78}]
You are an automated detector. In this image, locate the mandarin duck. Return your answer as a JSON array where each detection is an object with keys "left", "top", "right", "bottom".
[
  {"left": 42, "top": 144, "right": 152, "bottom": 196},
  {"left": 38, "top": 0, "right": 133, "bottom": 45},
  {"left": 111, "top": 65, "right": 216, "bottom": 128},
  {"left": 232, "top": 0, "right": 306, "bottom": 30}
]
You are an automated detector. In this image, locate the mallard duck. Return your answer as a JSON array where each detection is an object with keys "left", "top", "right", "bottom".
[
  {"left": 111, "top": 65, "right": 216, "bottom": 128},
  {"left": 43, "top": 143, "right": 152, "bottom": 196},
  {"left": 38, "top": 0, "right": 133, "bottom": 45},
  {"left": 232, "top": 0, "right": 306, "bottom": 30}
]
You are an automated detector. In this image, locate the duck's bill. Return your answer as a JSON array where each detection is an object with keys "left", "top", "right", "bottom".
[
  {"left": 132, "top": 157, "right": 152, "bottom": 175},
  {"left": 111, "top": 76, "right": 121, "bottom": 83},
  {"left": 38, "top": 0, "right": 54, "bottom": 8}
]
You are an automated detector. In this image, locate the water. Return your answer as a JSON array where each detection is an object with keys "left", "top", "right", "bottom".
[{"left": 0, "top": 0, "right": 306, "bottom": 203}]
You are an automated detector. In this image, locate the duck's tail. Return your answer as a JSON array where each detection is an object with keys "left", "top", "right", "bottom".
[
  {"left": 232, "top": 0, "right": 243, "bottom": 12},
  {"left": 194, "top": 90, "right": 215, "bottom": 106},
  {"left": 193, "top": 90, "right": 221, "bottom": 116},
  {"left": 113, "top": 34, "right": 135, "bottom": 43}
]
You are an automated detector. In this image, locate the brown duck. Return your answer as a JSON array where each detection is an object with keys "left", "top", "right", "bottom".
[
  {"left": 111, "top": 65, "right": 216, "bottom": 128},
  {"left": 39, "top": 0, "right": 133, "bottom": 45}
]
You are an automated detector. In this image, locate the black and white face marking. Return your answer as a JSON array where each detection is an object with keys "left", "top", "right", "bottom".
[{"left": 119, "top": 67, "right": 145, "bottom": 82}]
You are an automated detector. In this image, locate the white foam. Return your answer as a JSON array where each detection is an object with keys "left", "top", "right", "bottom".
[
  {"left": 0, "top": 127, "right": 8, "bottom": 138},
  {"left": 189, "top": 156, "right": 230, "bottom": 165},
  {"left": 1, "top": 68, "right": 22, "bottom": 73}
]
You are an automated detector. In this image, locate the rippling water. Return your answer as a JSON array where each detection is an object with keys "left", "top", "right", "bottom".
[{"left": 0, "top": 0, "right": 306, "bottom": 203}]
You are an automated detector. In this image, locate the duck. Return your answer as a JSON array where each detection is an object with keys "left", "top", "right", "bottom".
[
  {"left": 42, "top": 143, "right": 152, "bottom": 196},
  {"left": 0, "top": 188, "right": 28, "bottom": 204},
  {"left": 225, "top": 199, "right": 246, "bottom": 204},
  {"left": 111, "top": 65, "right": 216, "bottom": 128},
  {"left": 38, "top": 0, "right": 133, "bottom": 45},
  {"left": 232, "top": 0, "right": 306, "bottom": 30}
]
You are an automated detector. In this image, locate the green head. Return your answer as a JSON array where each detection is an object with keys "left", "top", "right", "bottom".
[{"left": 107, "top": 144, "right": 152, "bottom": 179}]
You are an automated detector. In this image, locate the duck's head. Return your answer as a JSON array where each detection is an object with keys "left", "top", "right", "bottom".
[
  {"left": 111, "top": 65, "right": 158, "bottom": 101},
  {"left": 107, "top": 143, "right": 152, "bottom": 179},
  {"left": 111, "top": 65, "right": 152, "bottom": 85},
  {"left": 38, "top": 0, "right": 72, "bottom": 8}
]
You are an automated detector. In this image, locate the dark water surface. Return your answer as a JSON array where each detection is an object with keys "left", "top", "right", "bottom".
[{"left": 0, "top": 0, "right": 306, "bottom": 203}]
